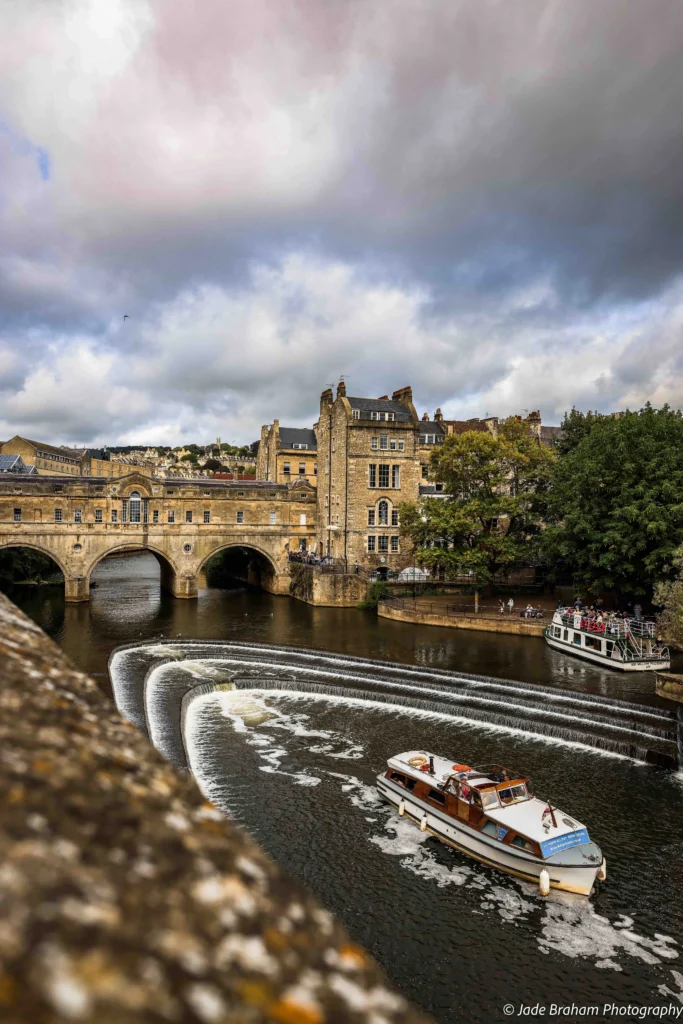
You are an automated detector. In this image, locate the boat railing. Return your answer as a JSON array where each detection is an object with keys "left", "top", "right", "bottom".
[{"left": 557, "top": 609, "right": 657, "bottom": 639}]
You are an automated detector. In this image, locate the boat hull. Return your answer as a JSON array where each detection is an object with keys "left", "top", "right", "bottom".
[
  {"left": 377, "top": 776, "right": 602, "bottom": 896},
  {"left": 544, "top": 632, "right": 669, "bottom": 672}
]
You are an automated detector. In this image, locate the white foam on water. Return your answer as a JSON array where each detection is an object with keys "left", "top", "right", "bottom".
[
  {"left": 324, "top": 771, "right": 384, "bottom": 813},
  {"left": 658, "top": 969, "right": 683, "bottom": 1004},
  {"left": 369, "top": 815, "right": 473, "bottom": 889},
  {"left": 538, "top": 896, "right": 679, "bottom": 969}
]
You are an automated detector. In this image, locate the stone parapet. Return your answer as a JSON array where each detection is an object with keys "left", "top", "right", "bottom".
[{"left": 0, "top": 591, "right": 428, "bottom": 1024}]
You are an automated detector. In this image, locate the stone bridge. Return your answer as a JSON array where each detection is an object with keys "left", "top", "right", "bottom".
[{"left": 0, "top": 471, "right": 316, "bottom": 601}]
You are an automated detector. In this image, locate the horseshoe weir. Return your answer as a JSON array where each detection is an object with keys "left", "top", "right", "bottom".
[{"left": 109, "top": 640, "right": 682, "bottom": 772}]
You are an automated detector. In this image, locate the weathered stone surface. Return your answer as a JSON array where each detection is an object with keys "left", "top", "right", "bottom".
[{"left": 0, "top": 591, "right": 430, "bottom": 1024}]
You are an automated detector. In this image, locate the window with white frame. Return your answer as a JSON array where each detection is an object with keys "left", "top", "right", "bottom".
[
  {"left": 129, "top": 490, "right": 141, "bottom": 523},
  {"left": 203, "top": 510, "right": 210, "bottom": 524},
  {"left": 378, "top": 499, "right": 389, "bottom": 525},
  {"left": 392, "top": 465, "right": 400, "bottom": 488},
  {"left": 74, "top": 509, "right": 82, "bottom": 524},
  {"left": 380, "top": 434, "right": 388, "bottom": 450},
  {"left": 13, "top": 508, "right": 21, "bottom": 522},
  {"left": 390, "top": 438, "right": 405, "bottom": 451},
  {"left": 111, "top": 509, "right": 117, "bottom": 523},
  {"left": 298, "top": 462, "right": 306, "bottom": 475},
  {"left": 283, "top": 461, "right": 290, "bottom": 474},
  {"left": 378, "top": 464, "right": 390, "bottom": 488},
  {"left": 371, "top": 437, "right": 378, "bottom": 450},
  {"left": 391, "top": 508, "right": 399, "bottom": 526},
  {"left": 378, "top": 536, "right": 389, "bottom": 552},
  {"left": 95, "top": 509, "right": 103, "bottom": 523},
  {"left": 269, "top": 511, "right": 277, "bottom": 525},
  {"left": 168, "top": 510, "right": 175, "bottom": 524},
  {"left": 368, "top": 508, "right": 376, "bottom": 526},
  {"left": 153, "top": 510, "right": 159, "bottom": 524},
  {"left": 353, "top": 409, "right": 360, "bottom": 420},
  {"left": 186, "top": 510, "right": 192, "bottom": 523},
  {"left": 391, "top": 536, "right": 399, "bottom": 552},
  {"left": 292, "top": 443, "right": 308, "bottom": 449},
  {"left": 54, "top": 508, "right": 63, "bottom": 522},
  {"left": 368, "top": 464, "right": 377, "bottom": 488},
  {"left": 367, "top": 535, "right": 376, "bottom": 552},
  {"left": 237, "top": 511, "right": 244, "bottom": 524}
]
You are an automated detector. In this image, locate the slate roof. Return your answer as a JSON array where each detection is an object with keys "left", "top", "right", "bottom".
[
  {"left": 18, "top": 437, "right": 83, "bottom": 461},
  {"left": 419, "top": 421, "right": 446, "bottom": 436},
  {"left": 347, "top": 397, "right": 412, "bottom": 422},
  {"left": 540, "top": 425, "right": 563, "bottom": 445},
  {"left": 278, "top": 427, "right": 317, "bottom": 450}
]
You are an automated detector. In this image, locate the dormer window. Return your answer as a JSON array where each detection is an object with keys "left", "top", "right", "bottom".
[{"left": 353, "top": 409, "right": 360, "bottom": 420}]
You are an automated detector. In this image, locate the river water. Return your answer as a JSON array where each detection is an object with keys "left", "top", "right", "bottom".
[{"left": 8, "top": 552, "right": 683, "bottom": 1023}]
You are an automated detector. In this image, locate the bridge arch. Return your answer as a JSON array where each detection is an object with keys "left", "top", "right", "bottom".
[
  {"left": 196, "top": 541, "right": 279, "bottom": 578},
  {"left": 0, "top": 538, "right": 69, "bottom": 579},
  {"left": 85, "top": 541, "right": 181, "bottom": 580}
]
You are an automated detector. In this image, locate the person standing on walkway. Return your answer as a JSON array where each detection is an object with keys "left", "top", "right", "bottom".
[
  {"left": 508, "top": 597, "right": 514, "bottom": 615},
  {"left": 499, "top": 599, "right": 505, "bottom": 615}
]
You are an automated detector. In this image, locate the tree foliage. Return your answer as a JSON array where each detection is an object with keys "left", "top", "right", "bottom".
[
  {"left": 544, "top": 405, "right": 683, "bottom": 598},
  {"left": 0, "top": 548, "right": 63, "bottom": 585},
  {"left": 654, "top": 547, "right": 683, "bottom": 645},
  {"left": 399, "top": 420, "right": 555, "bottom": 587}
]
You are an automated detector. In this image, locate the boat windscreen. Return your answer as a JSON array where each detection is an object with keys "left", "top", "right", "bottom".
[
  {"left": 480, "top": 789, "right": 500, "bottom": 809},
  {"left": 498, "top": 784, "right": 529, "bottom": 805}
]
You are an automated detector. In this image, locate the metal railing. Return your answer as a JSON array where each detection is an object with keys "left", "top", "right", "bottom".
[{"left": 557, "top": 609, "right": 656, "bottom": 638}]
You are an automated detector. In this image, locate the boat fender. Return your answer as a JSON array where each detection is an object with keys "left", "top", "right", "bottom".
[
  {"left": 598, "top": 858, "right": 607, "bottom": 882},
  {"left": 420, "top": 814, "right": 428, "bottom": 832},
  {"left": 539, "top": 869, "right": 550, "bottom": 897},
  {"left": 398, "top": 799, "right": 405, "bottom": 817}
]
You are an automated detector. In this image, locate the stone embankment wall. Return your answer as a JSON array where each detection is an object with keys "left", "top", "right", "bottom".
[
  {"left": 289, "top": 566, "right": 369, "bottom": 607},
  {"left": 655, "top": 671, "right": 683, "bottom": 704},
  {"left": 378, "top": 600, "right": 545, "bottom": 637},
  {"left": 0, "top": 591, "right": 428, "bottom": 1024}
]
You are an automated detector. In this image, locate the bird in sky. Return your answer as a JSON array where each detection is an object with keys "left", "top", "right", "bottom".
[{"left": 123, "top": 314, "right": 129, "bottom": 320}]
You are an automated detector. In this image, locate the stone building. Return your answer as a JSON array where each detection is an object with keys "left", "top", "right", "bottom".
[
  {"left": 315, "top": 382, "right": 421, "bottom": 568},
  {"left": 0, "top": 436, "right": 86, "bottom": 476},
  {"left": 256, "top": 421, "right": 318, "bottom": 486}
]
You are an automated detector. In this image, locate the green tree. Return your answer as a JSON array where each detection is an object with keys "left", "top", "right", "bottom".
[
  {"left": 202, "top": 458, "right": 223, "bottom": 473},
  {"left": 180, "top": 452, "right": 198, "bottom": 464},
  {"left": 399, "top": 420, "right": 555, "bottom": 587},
  {"left": 554, "top": 407, "right": 606, "bottom": 456},
  {"left": 544, "top": 405, "right": 683, "bottom": 599},
  {"left": 654, "top": 546, "right": 683, "bottom": 645}
]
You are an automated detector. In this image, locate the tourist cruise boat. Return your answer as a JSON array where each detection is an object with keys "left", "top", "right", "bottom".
[
  {"left": 544, "top": 608, "right": 670, "bottom": 671},
  {"left": 377, "top": 752, "right": 605, "bottom": 895}
]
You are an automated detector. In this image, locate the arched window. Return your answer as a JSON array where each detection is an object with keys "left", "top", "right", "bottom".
[
  {"left": 378, "top": 499, "right": 389, "bottom": 525},
  {"left": 129, "top": 490, "right": 141, "bottom": 523}
]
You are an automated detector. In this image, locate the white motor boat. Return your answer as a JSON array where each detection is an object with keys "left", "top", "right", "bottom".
[{"left": 377, "top": 751, "right": 605, "bottom": 896}]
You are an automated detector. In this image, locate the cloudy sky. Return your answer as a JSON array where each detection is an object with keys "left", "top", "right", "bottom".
[{"left": 1, "top": 0, "right": 683, "bottom": 446}]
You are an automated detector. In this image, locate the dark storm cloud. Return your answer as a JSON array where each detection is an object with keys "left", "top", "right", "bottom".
[{"left": 1, "top": 0, "right": 683, "bottom": 444}]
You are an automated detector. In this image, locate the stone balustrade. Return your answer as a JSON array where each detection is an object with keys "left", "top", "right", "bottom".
[{"left": 0, "top": 591, "right": 429, "bottom": 1024}]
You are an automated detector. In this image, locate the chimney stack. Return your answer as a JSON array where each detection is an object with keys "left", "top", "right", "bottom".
[{"left": 336, "top": 379, "right": 346, "bottom": 398}]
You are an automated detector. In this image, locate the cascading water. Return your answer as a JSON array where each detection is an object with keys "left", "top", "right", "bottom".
[{"left": 110, "top": 640, "right": 679, "bottom": 769}]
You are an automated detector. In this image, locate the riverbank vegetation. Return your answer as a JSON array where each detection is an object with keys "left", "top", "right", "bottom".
[
  {"left": 0, "top": 548, "right": 63, "bottom": 586},
  {"left": 400, "top": 404, "right": 683, "bottom": 605}
]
